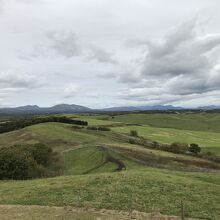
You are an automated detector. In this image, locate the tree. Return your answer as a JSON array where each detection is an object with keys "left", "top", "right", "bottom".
[
  {"left": 188, "top": 143, "right": 201, "bottom": 154},
  {"left": 0, "top": 144, "right": 60, "bottom": 180},
  {"left": 169, "top": 142, "right": 188, "bottom": 154},
  {"left": 129, "top": 138, "right": 136, "bottom": 144},
  {"left": 22, "top": 144, "right": 53, "bottom": 167},
  {"left": 130, "top": 130, "right": 138, "bottom": 137},
  {"left": 0, "top": 147, "right": 37, "bottom": 180}
]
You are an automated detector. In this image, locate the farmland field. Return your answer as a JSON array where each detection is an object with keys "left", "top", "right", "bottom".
[{"left": 75, "top": 113, "right": 220, "bottom": 155}]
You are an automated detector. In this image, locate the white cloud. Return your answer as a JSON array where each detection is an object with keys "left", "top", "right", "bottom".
[{"left": 64, "top": 83, "right": 80, "bottom": 98}]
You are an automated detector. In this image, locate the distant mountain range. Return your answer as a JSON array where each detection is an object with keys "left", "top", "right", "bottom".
[
  {"left": 0, "top": 104, "right": 220, "bottom": 115},
  {"left": 99, "top": 105, "right": 184, "bottom": 112},
  {"left": 0, "top": 104, "right": 90, "bottom": 115}
]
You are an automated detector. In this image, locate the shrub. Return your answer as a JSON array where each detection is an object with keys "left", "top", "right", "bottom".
[
  {"left": 188, "top": 143, "right": 201, "bottom": 154},
  {"left": 130, "top": 130, "right": 138, "bottom": 137},
  {"left": 87, "top": 126, "right": 111, "bottom": 131},
  {"left": 97, "top": 126, "right": 111, "bottom": 131},
  {"left": 0, "top": 144, "right": 62, "bottom": 180},
  {"left": 129, "top": 138, "right": 136, "bottom": 144},
  {"left": 152, "top": 141, "right": 160, "bottom": 148},
  {"left": 0, "top": 147, "right": 38, "bottom": 180},
  {"left": 169, "top": 142, "right": 188, "bottom": 154},
  {"left": 202, "top": 152, "right": 220, "bottom": 163},
  {"left": 29, "top": 144, "right": 52, "bottom": 167}
]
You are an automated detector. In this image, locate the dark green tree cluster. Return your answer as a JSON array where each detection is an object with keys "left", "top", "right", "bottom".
[
  {"left": 87, "top": 126, "right": 111, "bottom": 131},
  {"left": 130, "top": 130, "right": 138, "bottom": 137},
  {"left": 0, "top": 116, "right": 88, "bottom": 134},
  {"left": 169, "top": 142, "right": 189, "bottom": 154},
  {"left": 0, "top": 144, "right": 62, "bottom": 180},
  {"left": 188, "top": 143, "right": 201, "bottom": 154}
]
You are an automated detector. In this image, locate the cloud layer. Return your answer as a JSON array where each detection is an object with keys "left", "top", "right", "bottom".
[
  {"left": 115, "top": 20, "right": 220, "bottom": 106},
  {"left": 1, "top": 0, "right": 220, "bottom": 108}
]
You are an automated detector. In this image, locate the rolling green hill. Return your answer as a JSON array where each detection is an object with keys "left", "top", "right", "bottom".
[
  {"left": 0, "top": 112, "right": 220, "bottom": 219},
  {"left": 74, "top": 113, "right": 220, "bottom": 155},
  {"left": 111, "top": 125, "right": 220, "bottom": 155},
  {"left": 107, "top": 113, "right": 220, "bottom": 132}
]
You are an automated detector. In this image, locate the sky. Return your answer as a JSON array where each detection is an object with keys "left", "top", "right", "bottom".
[{"left": 1, "top": 0, "right": 220, "bottom": 108}]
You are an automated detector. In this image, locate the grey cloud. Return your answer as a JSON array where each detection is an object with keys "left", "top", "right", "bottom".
[
  {"left": 0, "top": 0, "right": 4, "bottom": 14},
  {"left": 117, "top": 20, "right": 220, "bottom": 104},
  {"left": 141, "top": 21, "right": 212, "bottom": 78},
  {"left": 29, "top": 31, "right": 116, "bottom": 65},
  {"left": 117, "top": 87, "right": 182, "bottom": 105},
  {"left": 87, "top": 46, "right": 116, "bottom": 64},
  {"left": 97, "top": 72, "right": 117, "bottom": 79},
  {"left": 0, "top": 71, "right": 43, "bottom": 89},
  {"left": 47, "top": 31, "right": 82, "bottom": 58}
]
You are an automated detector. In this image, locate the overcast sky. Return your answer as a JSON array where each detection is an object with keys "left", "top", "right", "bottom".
[{"left": 1, "top": 0, "right": 220, "bottom": 108}]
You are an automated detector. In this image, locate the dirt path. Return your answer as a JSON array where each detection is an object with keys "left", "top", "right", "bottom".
[{"left": 0, "top": 205, "right": 194, "bottom": 220}]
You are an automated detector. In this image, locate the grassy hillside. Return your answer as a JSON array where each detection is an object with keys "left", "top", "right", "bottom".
[
  {"left": 0, "top": 112, "right": 220, "bottom": 219},
  {"left": 111, "top": 125, "right": 220, "bottom": 155},
  {"left": 0, "top": 205, "right": 193, "bottom": 220},
  {"left": 0, "top": 168, "right": 219, "bottom": 219},
  {"left": 0, "top": 121, "right": 218, "bottom": 172},
  {"left": 107, "top": 113, "right": 220, "bottom": 132},
  {"left": 73, "top": 113, "right": 220, "bottom": 155},
  {"left": 64, "top": 146, "right": 142, "bottom": 175},
  {"left": 0, "top": 122, "right": 125, "bottom": 152}
]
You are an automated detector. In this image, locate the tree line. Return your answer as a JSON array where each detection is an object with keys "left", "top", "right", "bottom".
[{"left": 0, "top": 116, "right": 88, "bottom": 134}]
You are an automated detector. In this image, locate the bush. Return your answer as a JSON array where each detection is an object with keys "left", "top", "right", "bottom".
[
  {"left": 202, "top": 152, "right": 220, "bottom": 163},
  {"left": 169, "top": 142, "right": 188, "bottom": 154},
  {"left": 87, "top": 126, "right": 111, "bottom": 131},
  {"left": 130, "top": 130, "right": 138, "bottom": 137},
  {"left": 0, "top": 144, "right": 62, "bottom": 180},
  {"left": 28, "top": 144, "right": 52, "bottom": 167},
  {"left": 188, "top": 143, "right": 201, "bottom": 154},
  {"left": 129, "top": 138, "right": 136, "bottom": 144},
  {"left": 152, "top": 141, "right": 160, "bottom": 148},
  {"left": 0, "top": 147, "right": 38, "bottom": 180},
  {"left": 97, "top": 126, "right": 111, "bottom": 131}
]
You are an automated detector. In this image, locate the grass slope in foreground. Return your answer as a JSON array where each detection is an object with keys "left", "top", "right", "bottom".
[
  {"left": 0, "top": 168, "right": 219, "bottom": 220},
  {"left": 0, "top": 205, "right": 193, "bottom": 220}
]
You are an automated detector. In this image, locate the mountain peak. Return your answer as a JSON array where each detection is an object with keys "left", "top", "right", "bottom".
[{"left": 16, "top": 105, "right": 40, "bottom": 110}]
